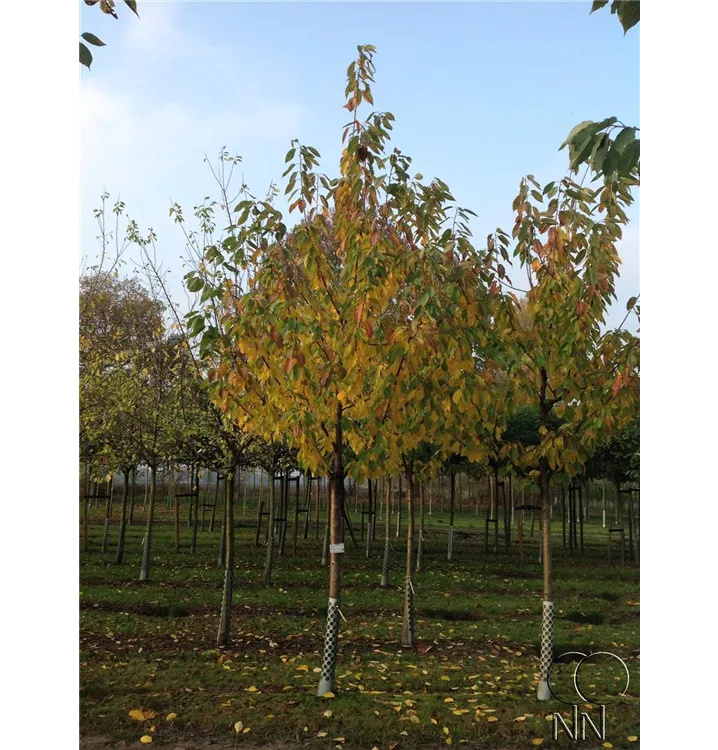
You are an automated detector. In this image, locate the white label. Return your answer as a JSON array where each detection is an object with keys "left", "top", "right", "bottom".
[{"left": 329, "top": 543, "right": 345, "bottom": 554}]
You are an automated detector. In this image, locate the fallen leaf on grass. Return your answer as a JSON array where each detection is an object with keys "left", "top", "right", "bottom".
[
  {"left": 129, "top": 709, "right": 157, "bottom": 721},
  {"left": 323, "top": 710, "right": 333, "bottom": 718},
  {"left": 165, "top": 713, "right": 177, "bottom": 722},
  {"left": 234, "top": 721, "right": 244, "bottom": 733},
  {"left": 627, "top": 737, "right": 638, "bottom": 743},
  {"left": 139, "top": 737, "right": 152, "bottom": 745},
  {"left": 531, "top": 740, "right": 544, "bottom": 747},
  {"left": 602, "top": 744, "right": 613, "bottom": 749},
  {"left": 487, "top": 716, "right": 498, "bottom": 722},
  {"left": 322, "top": 692, "right": 335, "bottom": 699}
]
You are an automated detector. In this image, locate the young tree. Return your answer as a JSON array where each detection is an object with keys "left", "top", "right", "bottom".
[
  {"left": 491, "top": 170, "right": 640, "bottom": 700},
  {"left": 180, "top": 45, "right": 495, "bottom": 694}
]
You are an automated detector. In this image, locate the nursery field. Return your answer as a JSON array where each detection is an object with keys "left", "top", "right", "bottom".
[{"left": 80, "top": 497, "right": 639, "bottom": 749}]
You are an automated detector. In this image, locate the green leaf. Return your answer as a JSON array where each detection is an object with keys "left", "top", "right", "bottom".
[
  {"left": 559, "top": 121, "right": 594, "bottom": 151},
  {"left": 590, "top": 0, "right": 609, "bottom": 12},
  {"left": 626, "top": 296, "right": 638, "bottom": 311},
  {"left": 79, "top": 42, "right": 93, "bottom": 69},
  {"left": 616, "top": 0, "right": 640, "bottom": 33},
  {"left": 612, "top": 126, "right": 637, "bottom": 154},
  {"left": 591, "top": 133, "right": 610, "bottom": 173},
  {"left": 186, "top": 276, "right": 204, "bottom": 293},
  {"left": 124, "top": 0, "right": 140, "bottom": 18},
  {"left": 81, "top": 32, "right": 106, "bottom": 47}
]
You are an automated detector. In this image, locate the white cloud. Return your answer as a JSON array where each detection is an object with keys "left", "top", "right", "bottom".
[{"left": 123, "top": 1, "right": 227, "bottom": 66}]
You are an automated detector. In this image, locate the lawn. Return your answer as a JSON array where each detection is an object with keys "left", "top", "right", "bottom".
[{"left": 80, "top": 491, "right": 639, "bottom": 749}]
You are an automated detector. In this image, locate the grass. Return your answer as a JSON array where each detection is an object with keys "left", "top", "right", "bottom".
[{"left": 80, "top": 490, "right": 639, "bottom": 748}]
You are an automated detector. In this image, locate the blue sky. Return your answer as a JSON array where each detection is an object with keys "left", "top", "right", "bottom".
[{"left": 81, "top": 0, "right": 639, "bottom": 329}]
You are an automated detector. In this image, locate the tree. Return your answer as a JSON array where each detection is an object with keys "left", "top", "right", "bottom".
[
  {"left": 81, "top": 1, "right": 139, "bottom": 70},
  {"left": 490, "top": 170, "right": 640, "bottom": 700},
  {"left": 179, "top": 45, "right": 494, "bottom": 694},
  {"left": 80, "top": 273, "right": 166, "bottom": 562}
]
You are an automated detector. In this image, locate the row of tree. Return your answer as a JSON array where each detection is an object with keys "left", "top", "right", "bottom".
[{"left": 80, "top": 45, "right": 638, "bottom": 700}]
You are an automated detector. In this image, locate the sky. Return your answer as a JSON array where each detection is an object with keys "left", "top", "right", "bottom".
[{"left": 80, "top": 0, "right": 639, "bottom": 330}]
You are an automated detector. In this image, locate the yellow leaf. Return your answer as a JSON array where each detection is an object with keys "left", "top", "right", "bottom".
[
  {"left": 322, "top": 692, "right": 335, "bottom": 699},
  {"left": 443, "top": 727, "right": 450, "bottom": 735},
  {"left": 627, "top": 737, "right": 638, "bottom": 743},
  {"left": 440, "top": 675, "right": 450, "bottom": 681},
  {"left": 242, "top": 728, "right": 251, "bottom": 734},
  {"left": 531, "top": 740, "right": 544, "bottom": 747},
  {"left": 602, "top": 744, "right": 613, "bottom": 749},
  {"left": 487, "top": 716, "right": 498, "bottom": 722},
  {"left": 246, "top": 686, "right": 258, "bottom": 693},
  {"left": 317, "top": 732, "right": 328, "bottom": 738},
  {"left": 140, "top": 737, "right": 152, "bottom": 745},
  {"left": 234, "top": 721, "right": 244, "bottom": 733},
  {"left": 431, "top": 719, "right": 438, "bottom": 725},
  {"left": 165, "top": 713, "right": 177, "bottom": 722},
  {"left": 129, "top": 709, "right": 157, "bottom": 721},
  {"left": 409, "top": 715, "right": 420, "bottom": 724},
  {"left": 444, "top": 697, "right": 454, "bottom": 703},
  {"left": 445, "top": 739, "right": 452, "bottom": 746},
  {"left": 323, "top": 710, "right": 333, "bottom": 718}
]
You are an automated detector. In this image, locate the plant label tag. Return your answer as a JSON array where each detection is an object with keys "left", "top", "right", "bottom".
[{"left": 329, "top": 543, "right": 345, "bottom": 554}]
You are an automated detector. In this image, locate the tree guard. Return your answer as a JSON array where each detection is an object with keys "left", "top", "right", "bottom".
[
  {"left": 140, "top": 531, "right": 151, "bottom": 582},
  {"left": 380, "top": 537, "right": 391, "bottom": 587},
  {"left": 317, "top": 597, "right": 341, "bottom": 696},
  {"left": 537, "top": 599, "right": 554, "bottom": 700}
]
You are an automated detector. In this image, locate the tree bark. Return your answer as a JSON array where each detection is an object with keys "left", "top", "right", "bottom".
[
  {"left": 115, "top": 469, "right": 130, "bottom": 564},
  {"left": 401, "top": 463, "right": 416, "bottom": 647},
  {"left": 447, "top": 470, "right": 455, "bottom": 560},
  {"left": 140, "top": 465, "right": 156, "bottom": 582},
  {"left": 380, "top": 477, "right": 392, "bottom": 587},
  {"left": 416, "top": 481, "right": 425, "bottom": 573},
  {"left": 217, "top": 469, "right": 235, "bottom": 647},
  {"left": 263, "top": 466, "right": 276, "bottom": 585},
  {"left": 317, "top": 402, "right": 344, "bottom": 696}
]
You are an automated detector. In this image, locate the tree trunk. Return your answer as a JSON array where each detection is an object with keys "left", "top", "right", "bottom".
[
  {"left": 401, "top": 464, "right": 416, "bottom": 647},
  {"left": 395, "top": 475, "right": 402, "bottom": 539},
  {"left": 129, "top": 467, "right": 136, "bottom": 525},
  {"left": 537, "top": 456, "right": 554, "bottom": 700},
  {"left": 217, "top": 469, "right": 235, "bottom": 647},
  {"left": 140, "top": 465, "right": 156, "bottom": 582},
  {"left": 317, "top": 402, "right": 344, "bottom": 696},
  {"left": 115, "top": 469, "right": 130, "bottom": 564},
  {"left": 101, "top": 490, "right": 112, "bottom": 554},
  {"left": 380, "top": 477, "right": 392, "bottom": 587},
  {"left": 191, "top": 482, "right": 199, "bottom": 556},
  {"left": 173, "top": 479, "right": 180, "bottom": 554},
  {"left": 209, "top": 473, "right": 219, "bottom": 532},
  {"left": 263, "top": 466, "right": 277, "bottom": 585},
  {"left": 627, "top": 488, "right": 635, "bottom": 564},
  {"left": 416, "top": 481, "right": 425, "bottom": 573},
  {"left": 218, "top": 474, "right": 228, "bottom": 567},
  {"left": 578, "top": 485, "right": 584, "bottom": 555},
  {"left": 447, "top": 470, "right": 455, "bottom": 560},
  {"left": 82, "top": 470, "right": 90, "bottom": 553},
  {"left": 365, "top": 477, "right": 373, "bottom": 559}
]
